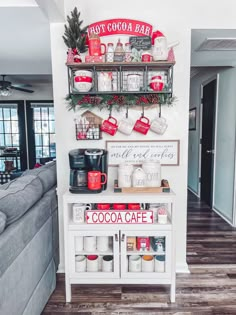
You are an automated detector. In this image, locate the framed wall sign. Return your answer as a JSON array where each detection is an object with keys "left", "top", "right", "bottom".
[
  {"left": 86, "top": 210, "right": 153, "bottom": 224},
  {"left": 130, "top": 36, "right": 152, "bottom": 50},
  {"left": 106, "top": 140, "right": 180, "bottom": 166}
]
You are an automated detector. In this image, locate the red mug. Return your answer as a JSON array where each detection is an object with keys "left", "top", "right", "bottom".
[
  {"left": 88, "top": 171, "right": 107, "bottom": 190},
  {"left": 100, "top": 116, "right": 118, "bottom": 136},
  {"left": 141, "top": 53, "right": 152, "bottom": 62},
  {"left": 113, "top": 203, "right": 126, "bottom": 210},
  {"left": 97, "top": 203, "right": 110, "bottom": 210},
  {"left": 89, "top": 37, "right": 106, "bottom": 56},
  {"left": 133, "top": 116, "right": 150, "bottom": 135},
  {"left": 128, "top": 203, "right": 140, "bottom": 210}
]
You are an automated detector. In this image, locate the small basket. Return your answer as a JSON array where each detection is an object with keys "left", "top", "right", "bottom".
[{"left": 75, "top": 123, "right": 102, "bottom": 140}]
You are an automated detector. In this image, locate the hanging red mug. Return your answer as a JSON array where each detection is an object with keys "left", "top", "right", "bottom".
[
  {"left": 100, "top": 116, "right": 118, "bottom": 136},
  {"left": 89, "top": 33, "right": 106, "bottom": 56},
  {"left": 133, "top": 116, "right": 150, "bottom": 135}
]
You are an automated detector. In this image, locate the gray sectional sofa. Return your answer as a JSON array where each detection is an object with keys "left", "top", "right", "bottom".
[{"left": 0, "top": 161, "right": 59, "bottom": 315}]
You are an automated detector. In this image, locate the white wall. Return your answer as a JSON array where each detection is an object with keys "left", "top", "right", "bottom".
[{"left": 50, "top": 0, "right": 236, "bottom": 273}]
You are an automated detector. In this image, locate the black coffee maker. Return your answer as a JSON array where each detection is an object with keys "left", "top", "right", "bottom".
[{"left": 69, "top": 148, "right": 108, "bottom": 193}]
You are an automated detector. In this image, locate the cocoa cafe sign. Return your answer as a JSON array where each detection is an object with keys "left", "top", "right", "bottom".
[{"left": 88, "top": 18, "right": 153, "bottom": 37}]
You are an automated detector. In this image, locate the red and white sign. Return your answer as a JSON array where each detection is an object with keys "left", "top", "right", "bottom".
[
  {"left": 88, "top": 19, "right": 153, "bottom": 37},
  {"left": 86, "top": 210, "right": 153, "bottom": 224}
]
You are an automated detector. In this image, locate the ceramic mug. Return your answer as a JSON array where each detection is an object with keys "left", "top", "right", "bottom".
[
  {"left": 84, "top": 236, "right": 96, "bottom": 252},
  {"left": 133, "top": 116, "right": 150, "bottom": 135},
  {"left": 129, "top": 255, "right": 142, "bottom": 272},
  {"left": 75, "top": 255, "right": 86, "bottom": 272},
  {"left": 97, "top": 236, "right": 109, "bottom": 252},
  {"left": 113, "top": 203, "right": 126, "bottom": 210},
  {"left": 150, "top": 117, "right": 168, "bottom": 135},
  {"left": 127, "top": 74, "right": 141, "bottom": 91},
  {"left": 73, "top": 203, "right": 92, "bottom": 223},
  {"left": 88, "top": 171, "right": 107, "bottom": 190},
  {"left": 155, "top": 255, "right": 165, "bottom": 272},
  {"left": 87, "top": 255, "right": 99, "bottom": 272},
  {"left": 142, "top": 255, "right": 154, "bottom": 272},
  {"left": 97, "top": 203, "right": 110, "bottom": 210},
  {"left": 74, "top": 236, "right": 83, "bottom": 252},
  {"left": 118, "top": 118, "right": 134, "bottom": 135},
  {"left": 102, "top": 255, "right": 113, "bottom": 272},
  {"left": 98, "top": 72, "right": 112, "bottom": 92},
  {"left": 128, "top": 203, "right": 140, "bottom": 210},
  {"left": 100, "top": 116, "right": 118, "bottom": 136}
]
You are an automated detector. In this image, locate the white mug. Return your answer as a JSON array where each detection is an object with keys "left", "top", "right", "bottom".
[
  {"left": 84, "top": 236, "right": 96, "bottom": 252},
  {"left": 74, "top": 236, "right": 83, "bottom": 252},
  {"left": 75, "top": 255, "right": 86, "bottom": 272},
  {"left": 150, "top": 117, "right": 168, "bottom": 135},
  {"left": 118, "top": 118, "right": 134, "bottom": 135},
  {"left": 73, "top": 203, "right": 92, "bottom": 223},
  {"left": 155, "top": 255, "right": 165, "bottom": 272},
  {"left": 87, "top": 255, "right": 99, "bottom": 272},
  {"left": 129, "top": 255, "right": 141, "bottom": 272},
  {"left": 97, "top": 236, "right": 109, "bottom": 252},
  {"left": 98, "top": 72, "right": 112, "bottom": 92},
  {"left": 142, "top": 255, "right": 154, "bottom": 272},
  {"left": 102, "top": 255, "right": 113, "bottom": 272},
  {"left": 127, "top": 74, "right": 141, "bottom": 91}
]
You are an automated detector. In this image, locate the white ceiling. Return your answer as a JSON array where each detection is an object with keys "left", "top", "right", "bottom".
[
  {"left": 0, "top": 7, "right": 52, "bottom": 76},
  {"left": 191, "top": 29, "right": 236, "bottom": 67}
]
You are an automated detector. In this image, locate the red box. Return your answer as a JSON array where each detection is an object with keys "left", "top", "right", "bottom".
[{"left": 137, "top": 237, "right": 150, "bottom": 251}]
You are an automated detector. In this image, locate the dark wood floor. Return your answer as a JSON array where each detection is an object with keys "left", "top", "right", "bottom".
[{"left": 42, "top": 192, "right": 236, "bottom": 314}]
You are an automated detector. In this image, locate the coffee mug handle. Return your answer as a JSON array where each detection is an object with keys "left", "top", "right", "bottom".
[
  {"left": 101, "top": 173, "right": 107, "bottom": 185},
  {"left": 108, "top": 116, "right": 117, "bottom": 125},
  {"left": 86, "top": 203, "right": 92, "bottom": 210},
  {"left": 141, "top": 116, "right": 150, "bottom": 124}
]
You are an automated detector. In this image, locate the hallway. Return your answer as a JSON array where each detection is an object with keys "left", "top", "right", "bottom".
[{"left": 42, "top": 194, "right": 236, "bottom": 314}]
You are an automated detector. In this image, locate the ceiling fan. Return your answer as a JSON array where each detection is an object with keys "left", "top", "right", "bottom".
[{"left": 0, "top": 75, "right": 34, "bottom": 96}]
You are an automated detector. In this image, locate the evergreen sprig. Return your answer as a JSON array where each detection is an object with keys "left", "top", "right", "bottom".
[{"left": 62, "top": 7, "right": 88, "bottom": 53}]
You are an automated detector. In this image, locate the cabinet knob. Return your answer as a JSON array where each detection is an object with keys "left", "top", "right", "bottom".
[{"left": 115, "top": 233, "right": 119, "bottom": 242}]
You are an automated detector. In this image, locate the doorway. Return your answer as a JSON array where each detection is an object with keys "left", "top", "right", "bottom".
[{"left": 200, "top": 79, "right": 217, "bottom": 207}]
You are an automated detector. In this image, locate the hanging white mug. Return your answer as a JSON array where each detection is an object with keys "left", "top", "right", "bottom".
[
  {"left": 118, "top": 117, "right": 134, "bottom": 135},
  {"left": 150, "top": 117, "right": 168, "bottom": 135}
]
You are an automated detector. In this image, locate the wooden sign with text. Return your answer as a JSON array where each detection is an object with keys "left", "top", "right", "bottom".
[
  {"left": 88, "top": 19, "right": 153, "bottom": 37},
  {"left": 86, "top": 210, "right": 153, "bottom": 224}
]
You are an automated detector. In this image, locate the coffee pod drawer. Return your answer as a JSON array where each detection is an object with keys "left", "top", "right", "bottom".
[
  {"left": 68, "top": 230, "right": 120, "bottom": 279},
  {"left": 120, "top": 230, "right": 171, "bottom": 279}
]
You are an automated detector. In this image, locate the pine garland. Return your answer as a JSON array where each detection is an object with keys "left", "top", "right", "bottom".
[
  {"left": 62, "top": 7, "right": 88, "bottom": 53},
  {"left": 66, "top": 93, "right": 176, "bottom": 111}
]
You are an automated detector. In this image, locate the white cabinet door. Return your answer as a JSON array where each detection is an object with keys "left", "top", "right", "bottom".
[
  {"left": 68, "top": 229, "right": 120, "bottom": 279},
  {"left": 120, "top": 230, "right": 172, "bottom": 280}
]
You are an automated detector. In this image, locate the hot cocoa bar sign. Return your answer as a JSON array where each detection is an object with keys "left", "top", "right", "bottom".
[{"left": 106, "top": 140, "right": 180, "bottom": 166}]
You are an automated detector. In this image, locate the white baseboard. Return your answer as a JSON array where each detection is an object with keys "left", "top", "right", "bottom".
[
  {"left": 187, "top": 187, "right": 199, "bottom": 198},
  {"left": 57, "top": 263, "right": 65, "bottom": 273},
  {"left": 176, "top": 262, "right": 190, "bottom": 273}
]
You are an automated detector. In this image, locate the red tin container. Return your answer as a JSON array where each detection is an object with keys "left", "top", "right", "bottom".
[{"left": 137, "top": 237, "right": 150, "bottom": 251}]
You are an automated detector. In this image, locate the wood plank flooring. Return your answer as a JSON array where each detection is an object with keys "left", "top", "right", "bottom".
[{"left": 42, "top": 192, "right": 236, "bottom": 314}]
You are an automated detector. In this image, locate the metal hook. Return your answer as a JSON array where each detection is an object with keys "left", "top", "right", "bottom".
[
  {"left": 126, "top": 105, "right": 128, "bottom": 119},
  {"left": 159, "top": 104, "right": 162, "bottom": 118},
  {"left": 109, "top": 106, "right": 112, "bottom": 118}
]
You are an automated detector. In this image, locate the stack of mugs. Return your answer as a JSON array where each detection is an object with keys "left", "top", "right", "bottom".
[
  {"left": 128, "top": 255, "right": 165, "bottom": 273},
  {"left": 74, "top": 235, "right": 113, "bottom": 273},
  {"left": 118, "top": 161, "right": 161, "bottom": 188}
]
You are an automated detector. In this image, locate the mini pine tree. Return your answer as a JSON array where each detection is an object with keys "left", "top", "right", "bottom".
[{"left": 62, "top": 7, "right": 88, "bottom": 53}]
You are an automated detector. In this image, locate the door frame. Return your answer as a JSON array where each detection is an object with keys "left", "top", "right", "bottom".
[{"left": 198, "top": 74, "right": 219, "bottom": 206}]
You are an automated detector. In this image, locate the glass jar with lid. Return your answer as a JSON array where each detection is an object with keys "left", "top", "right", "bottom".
[
  {"left": 114, "top": 38, "right": 124, "bottom": 62},
  {"left": 106, "top": 43, "right": 114, "bottom": 62},
  {"left": 124, "top": 42, "right": 132, "bottom": 62}
]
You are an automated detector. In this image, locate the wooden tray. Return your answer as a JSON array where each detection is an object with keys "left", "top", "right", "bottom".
[{"left": 114, "top": 180, "right": 170, "bottom": 193}]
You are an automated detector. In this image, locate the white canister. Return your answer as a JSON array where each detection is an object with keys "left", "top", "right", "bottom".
[
  {"left": 132, "top": 167, "right": 146, "bottom": 187},
  {"left": 102, "top": 255, "right": 113, "bottom": 272},
  {"left": 118, "top": 163, "right": 134, "bottom": 188},
  {"left": 129, "top": 255, "right": 142, "bottom": 272},
  {"left": 75, "top": 236, "right": 83, "bottom": 252},
  {"left": 87, "top": 255, "right": 99, "bottom": 272},
  {"left": 84, "top": 236, "right": 96, "bottom": 252},
  {"left": 75, "top": 255, "right": 86, "bottom": 272},
  {"left": 142, "top": 255, "right": 154, "bottom": 272},
  {"left": 73, "top": 203, "right": 92, "bottom": 223},
  {"left": 142, "top": 161, "right": 161, "bottom": 187},
  {"left": 97, "top": 236, "right": 109, "bottom": 252},
  {"left": 98, "top": 72, "right": 112, "bottom": 92},
  {"left": 155, "top": 255, "right": 165, "bottom": 272}
]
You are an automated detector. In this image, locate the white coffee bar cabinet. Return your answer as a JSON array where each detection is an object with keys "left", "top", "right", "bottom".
[{"left": 63, "top": 189, "right": 176, "bottom": 303}]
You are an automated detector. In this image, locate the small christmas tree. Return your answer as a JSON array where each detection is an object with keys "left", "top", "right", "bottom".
[{"left": 62, "top": 7, "right": 88, "bottom": 53}]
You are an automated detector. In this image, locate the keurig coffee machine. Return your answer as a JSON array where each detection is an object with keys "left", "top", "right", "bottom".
[{"left": 69, "top": 148, "right": 108, "bottom": 193}]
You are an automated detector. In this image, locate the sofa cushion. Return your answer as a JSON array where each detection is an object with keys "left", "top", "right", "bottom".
[
  {"left": 23, "top": 161, "right": 56, "bottom": 193},
  {"left": 0, "top": 175, "right": 43, "bottom": 225},
  {"left": 0, "top": 193, "right": 52, "bottom": 277},
  {"left": 0, "top": 211, "right": 6, "bottom": 234}
]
